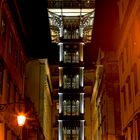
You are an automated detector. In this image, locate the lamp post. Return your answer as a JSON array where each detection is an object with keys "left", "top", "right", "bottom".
[
  {"left": 17, "top": 114, "right": 26, "bottom": 140},
  {"left": 0, "top": 102, "right": 26, "bottom": 140}
]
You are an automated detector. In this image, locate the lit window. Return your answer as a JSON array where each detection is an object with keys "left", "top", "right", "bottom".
[
  {"left": 63, "top": 126, "right": 79, "bottom": 140},
  {"left": 63, "top": 75, "right": 79, "bottom": 89},
  {"left": 63, "top": 100, "right": 80, "bottom": 116}
]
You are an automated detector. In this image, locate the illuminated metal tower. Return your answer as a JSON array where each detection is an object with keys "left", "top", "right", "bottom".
[
  {"left": 58, "top": 18, "right": 85, "bottom": 140},
  {"left": 48, "top": 7, "right": 94, "bottom": 140}
]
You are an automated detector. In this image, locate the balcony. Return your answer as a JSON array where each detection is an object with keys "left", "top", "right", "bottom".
[{"left": 48, "top": 9, "right": 95, "bottom": 43}]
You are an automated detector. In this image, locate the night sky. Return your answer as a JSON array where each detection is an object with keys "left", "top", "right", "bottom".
[
  {"left": 9, "top": 0, "right": 114, "bottom": 67},
  {"left": 13, "top": 0, "right": 51, "bottom": 58}
]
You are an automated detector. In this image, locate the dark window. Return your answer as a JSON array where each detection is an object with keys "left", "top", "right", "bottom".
[
  {"left": 4, "top": 125, "right": 8, "bottom": 140},
  {"left": 120, "top": 52, "right": 124, "bottom": 73},
  {"left": 130, "top": 124, "right": 133, "bottom": 140},
  {"left": 0, "top": 62, "right": 4, "bottom": 95},
  {"left": 13, "top": 85, "right": 17, "bottom": 112},
  {"left": 137, "top": 117, "right": 140, "bottom": 140},
  {"left": 9, "top": 32, "right": 14, "bottom": 55},
  {"left": 63, "top": 45, "right": 79, "bottom": 63},
  {"left": 7, "top": 74, "right": 11, "bottom": 103},
  {"left": 15, "top": 50, "right": 18, "bottom": 67},
  {"left": 1, "top": 16, "right": 6, "bottom": 41},
  {"left": 63, "top": 28, "right": 79, "bottom": 39},
  {"left": 132, "top": 63, "right": 138, "bottom": 95},
  {"left": 130, "top": 23, "right": 137, "bottom": 48},
  {"left": 126, "top": 76, "right": 131, "bottom": 103},
  {"left": 125, "top": 38, "right": 129, "bottom": 62},
  {"left": 121, "top": 86, "right": 126, "bottom": 111}
]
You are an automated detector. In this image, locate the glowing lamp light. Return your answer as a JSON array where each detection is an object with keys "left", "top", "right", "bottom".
[{"left": 17, "top": 114, "right": 26, "bottom": 126}]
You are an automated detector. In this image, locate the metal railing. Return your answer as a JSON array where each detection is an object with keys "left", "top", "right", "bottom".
[{"left": 48, "top": 1, "right": 95, "bottom": 9}]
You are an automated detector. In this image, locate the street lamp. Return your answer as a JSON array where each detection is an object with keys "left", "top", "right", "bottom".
[
  {"left": 0, "top": 101, "right": 26, "bottom": 126},
  {"left": 17, "top": 114, "right": 26, "bottom": 126},
  {"left": 0, "top": 101, "right": 26, "bottom": 140}
]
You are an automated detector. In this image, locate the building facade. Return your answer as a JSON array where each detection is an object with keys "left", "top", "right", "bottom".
[
  {"left": 91, "top": 0, "right": 122, "bottom": 140},
  {"left": 92, "top": 0, "right": 140, "bottom": 140},
  {"left": 0, "top": 0, "right": 27, "bottom": 139},
  {"left": 91, "top": 48, "right": 104, "bottom": 140},
  {"left": 25, "top": 59, "right": 53, "bottom": 140},
  {"left": 117, "top": 0, "right": 140, "bottom": 140}
]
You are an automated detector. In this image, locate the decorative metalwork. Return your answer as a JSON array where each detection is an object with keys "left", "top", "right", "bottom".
[
  {"left": 0, "top": 101, "right": 24, "bottom": 112},
  {"left": 48, "top": 9, "right": 94, "bottom": 43},
  {"left": 0, "top": 104, "right": 8, "bottom": 112},
  {"left": 48, "top": 0, "right": 95, "bottom": 9},
  {"left": 81, "top": 11, "right": 94, "bottom": 43},
  {"left": 48, "top": 11, "right": 61, "bottom": 43},
  {"left": 48, "top": 0, "right": 95, "bottom": 43}
]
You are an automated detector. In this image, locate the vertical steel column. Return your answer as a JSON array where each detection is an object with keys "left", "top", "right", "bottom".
[
  {"left": 80, "top": 93, "right": 84, "bottom": 114},
  {"left": 80, "top": 120, "right": 85, "bottom": 140},
  {"left": 58, "top": 120, "right": 63, "bottom": 140},
  {"left": 59, "top": 93, "right": 63, "bottom": 114}
]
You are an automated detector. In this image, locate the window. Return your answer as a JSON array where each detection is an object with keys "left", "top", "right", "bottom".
[
  {"left": 63, "top": 75, "right": 71, "bottom": 89},
  {"left": 66, "top": 100, "right": 71, "bottom": 116},
  {"left": 15, "top": 50, "right": 19, "bottom": 67},
  {"left": 63, "top": 100, "right": 67, "bottom": 115},
  {"left": 9, "top": 32, "right": 14, "bottom": 55},
  {"left": 13, "top": 85, "right": 17, "bottom": 112},
  {"left": 132, "top": 63, "right": 138, "bottom": 95},
  {"left": 72, "top": 100, "right": 79, "bottom": 115},
  {"left": 130, "top": 22, "right": 137, "bottom": 48},
  {"left": 63, "top": 100, "right": 80, "bottom": 116},
  {"left": 72, "top": 75, "right": 79, "bottom": 89},
  {"left": 1, "top": 16, "right": 6, "bottom": 41},
  {"left": 121, "top": 86, "right": 126, "bottom": 111},
  {"left": 63, "top": 45, "right": 79, "bottom": 63},
  {"left": 63, "top": 75, "right": 79, "bottom": 89},
  {"left": 64, "top": 51, "right": 71, "bottom": 63},
  {"left": 137, "top": 117, "right": 140, "bottom": 140},
  {"left": 126, "top": 76, "right": 131, "bottom": 103},
  {"left": 63, "top": 127, "right": 71, "bottom": 140},
  {"left": 0, "top": 62, "right": 4, "bottom": 95},
  {"left": 125, "top": 38, "right": 129, "bottom": 62},
  {"left": 72, "top": 51, "right": 79, "bottom": 63},
  {"left": 120, "top": 52, "right": 124, "bottom": 73},
  {"left": 130, "top": 124, "right": 133, "bottom": 140},
  {"left": 72, "top": 127, "right": 79, "bottom": 140},
  {"left": 63, "top": 28, "right": 79, "bottom": 39},
  {"left": 63, "top": 127, "right": 79, "bottom": 140},
  {"left": 4, "top": 125, "right": 8, "bottom": 140},
  {"left": 7, "top": 74, "right": 11, "bottom": 103},
  {"left": 136, "top": 6, "right": 140, "bottom": 37}
]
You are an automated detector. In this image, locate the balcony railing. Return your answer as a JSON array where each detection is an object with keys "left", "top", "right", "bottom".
[{"left": 48, "top": 0, "right": 95, "bottom": 9}]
